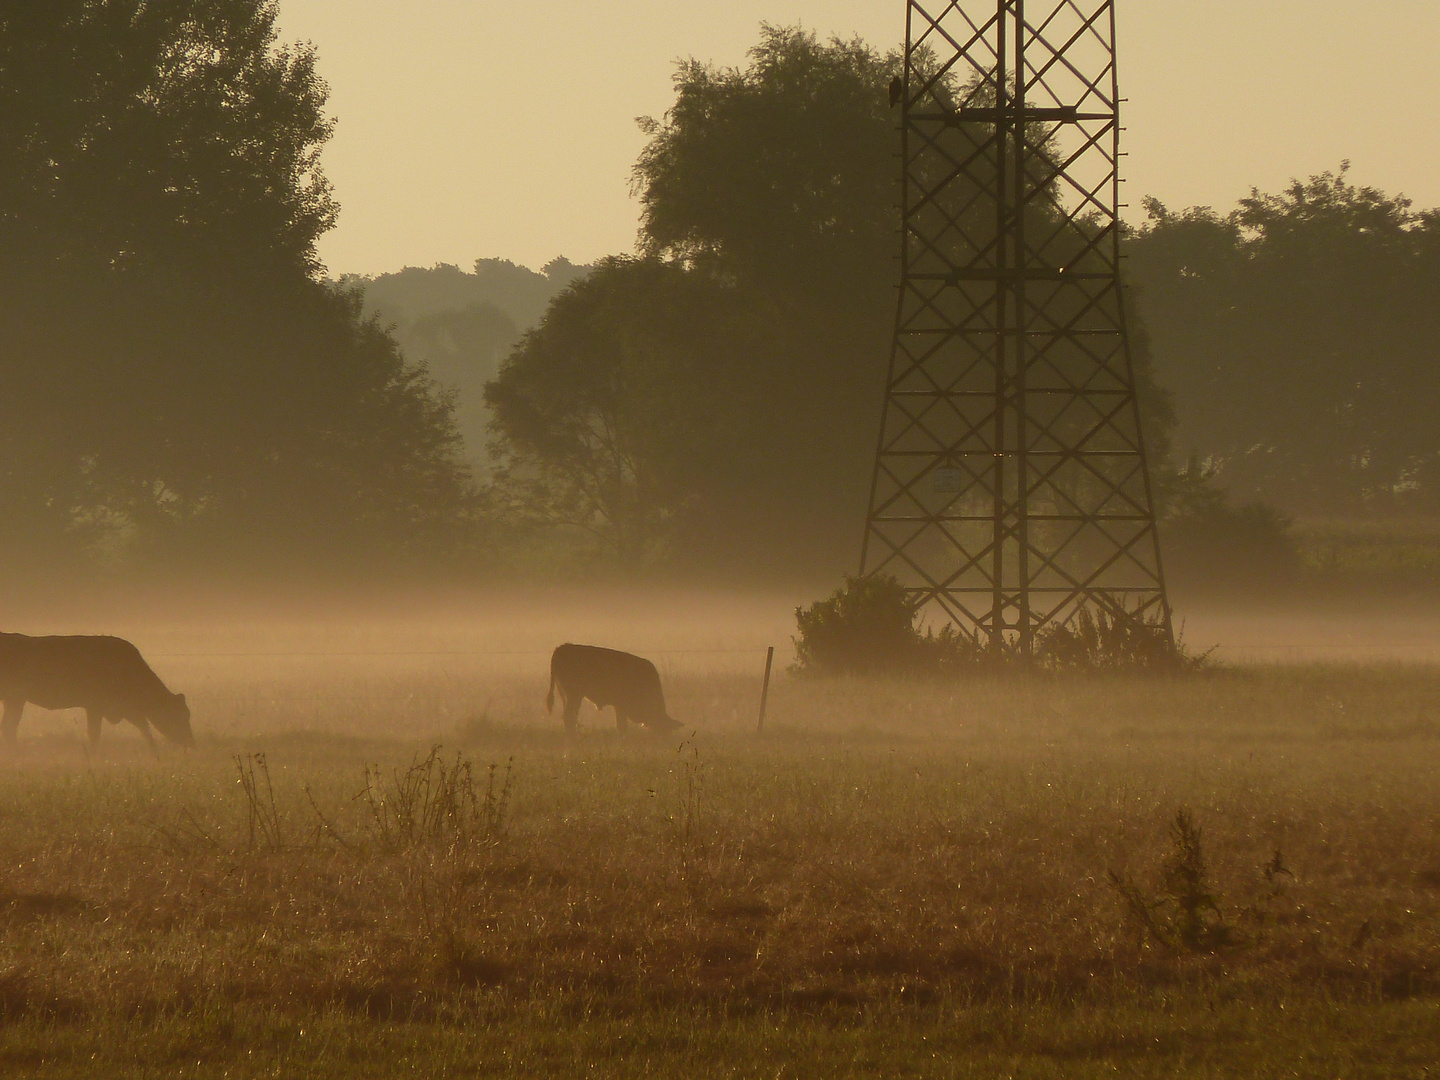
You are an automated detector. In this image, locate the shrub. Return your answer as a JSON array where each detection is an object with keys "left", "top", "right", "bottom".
[
  {"left": 1109, "top": 808, "right": 1232, "bottom": 952},
  {"left": 790, "top": 574, "right": 983, "bottom": 677}
]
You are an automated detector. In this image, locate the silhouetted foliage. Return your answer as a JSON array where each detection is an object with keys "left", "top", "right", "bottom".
[
  {"left": 0, "top": 1, "right": 473, "bottom": 572},
  {"left": 356, "top": 259, "right": 590, "bottom": 334},
  {"left": 635, "top": 27, "right": 898, "bottom": 298},
  {"left": 791, "top": 575, "right": 982, "bottom": 677},
  {"left": 628, "top": 27, "right": 901, "bottom": 571},
  {"left": 1128, "top": 165, "right": 1440, "bottom": 515},
  {"left": 485, "top": 257, "right": 760, "bottom": 563},
  {"left": 1035, "top": 606, "right": 1199, "bottom": 674}
]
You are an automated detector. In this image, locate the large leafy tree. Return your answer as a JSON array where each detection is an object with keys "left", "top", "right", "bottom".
[
  {"left": 0, "top": 0, "right": 472, "bottom": 570},
  {"left": 634, "top": 27, "right": 898, "bottom": 297},
  {"left": 488, "top": 29, "right": 901, "bottom": 572},
  {"left": 637, "top": 28, "right": 902, "bottom": 572},
  {"left": 485, "top": 257, "right": 766, "bottom": 564},
  {"left": 1129, "top": 166, "right": 1440, "bottom": 514}
]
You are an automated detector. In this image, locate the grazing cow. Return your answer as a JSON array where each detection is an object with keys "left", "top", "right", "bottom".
[
  {"left": 546, "top": 644, "right": 681, "bottom": 733},
  {"left": 0, "top": 633, "right": 193, "bottom": 747}
]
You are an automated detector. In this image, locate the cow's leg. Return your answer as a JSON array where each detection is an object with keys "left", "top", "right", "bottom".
[
  {"left": 2, "top": 700, "right": 23, "bottom": 744},
  {"left": 86, "top": 709, "right": 103, "bottom": 744},
  {"left": 130, "top": 717, "right": 156, "bottom": 749},
  {"left": 561, "top": 692, "right": 580, "bottom": 732},
  {"left": 614, "top": 707, "right": 631, "bottom": 732}
]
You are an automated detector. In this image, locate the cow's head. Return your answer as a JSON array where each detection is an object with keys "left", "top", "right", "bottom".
[
  {"left": 153, "top": 692, "right": 194, "bottom": 746},
  {"left": 647, "top": 712, "right": 683, "bottom": 734}
]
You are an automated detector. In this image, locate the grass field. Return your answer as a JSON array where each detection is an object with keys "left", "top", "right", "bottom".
[{"left": 2, "top": 599, "right": 1439, "bottom": 1077}]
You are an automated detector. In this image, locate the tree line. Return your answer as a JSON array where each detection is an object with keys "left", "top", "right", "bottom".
[
  {"left": 485, "top": 28, "right": 1440, "bottom": 577},
  {"left": 1134, "top": 171, "right": 1440, "bottom": 516},
  {"left": 3, "top": 8, "right": 1435, "bottom": 584}
]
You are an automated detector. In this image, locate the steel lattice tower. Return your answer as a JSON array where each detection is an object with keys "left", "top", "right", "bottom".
[{"left": 860, "top": 0, "right": 1172, "bottom": 654}]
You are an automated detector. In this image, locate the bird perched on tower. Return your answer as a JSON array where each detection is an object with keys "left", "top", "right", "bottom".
[{"left": 889, "top": 75, "right": 904, "bottom": 108}]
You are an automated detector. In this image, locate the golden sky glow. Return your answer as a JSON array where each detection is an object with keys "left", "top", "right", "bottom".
[{"left": 274, "top": 1, "right": 1440, "bottom": 276}]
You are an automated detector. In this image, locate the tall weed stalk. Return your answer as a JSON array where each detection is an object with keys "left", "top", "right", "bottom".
[
  {"left": 234, "top": 752, "right": 283, "bottom": 852},
  {"left": 1110, "top": 808, "right": 1231, "bottom": 951}
]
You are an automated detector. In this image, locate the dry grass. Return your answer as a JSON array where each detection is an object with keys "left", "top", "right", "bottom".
[{"left": 1, "top": 602, "right": 1439, "bottom": 1075}]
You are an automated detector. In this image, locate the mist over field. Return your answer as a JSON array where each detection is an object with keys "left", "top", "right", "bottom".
[{"left": 3, "top": 2, "right": 1440, "bottom": 1077}]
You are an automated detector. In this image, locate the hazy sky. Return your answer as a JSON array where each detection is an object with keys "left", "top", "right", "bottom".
[{"left": 274, "top": 1, "right": 1440, "bottom": 277}]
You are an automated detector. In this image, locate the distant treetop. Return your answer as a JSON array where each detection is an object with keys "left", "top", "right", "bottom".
[{"left": 349, "top": 257, "right": 593, "bottom": 333}]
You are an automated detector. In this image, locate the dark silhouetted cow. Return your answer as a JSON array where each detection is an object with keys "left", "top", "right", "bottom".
[
  {"left": 0, "top": 633, "right": 193, "bottom": 747},
  {"left": 546, "top": 644, "right": 681, "bottom": 733}
]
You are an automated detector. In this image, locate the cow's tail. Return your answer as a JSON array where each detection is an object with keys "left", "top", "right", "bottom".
[{"left": 545, "top": 667, "right": 556, "bottom": 714}]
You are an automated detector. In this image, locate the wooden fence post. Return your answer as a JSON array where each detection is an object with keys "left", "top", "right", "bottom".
[{"left": 756, "top": 646, "right": 775, "bottom": 734}]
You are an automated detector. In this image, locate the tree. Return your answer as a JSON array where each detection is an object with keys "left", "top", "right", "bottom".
[
  {"left": 635, "top": 27, "right": 899, "bottom": 298},
  {"left": 0, "top": 0, "right": 335, "bottom": 276},
  {"left": 485, "top": 257, "right": 765, "bottom": 564},
  {"left": 1128, "top": 166, "right": 1440, "bottom": 514},
  {"left": 632, "top": 27, "right": 904, "bottom": 573},
  {"left": 0, "top": 1, "right": 473, "bottom": 571}
]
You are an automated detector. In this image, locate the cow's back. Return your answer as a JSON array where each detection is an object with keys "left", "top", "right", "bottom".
[{"left": 0, "top": 633, "right": 168, "bottom": 712}]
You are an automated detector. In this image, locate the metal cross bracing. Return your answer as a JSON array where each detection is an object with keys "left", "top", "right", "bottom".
[{"left": 860, "top": 0, "right": 1172, "bottom": 655}]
